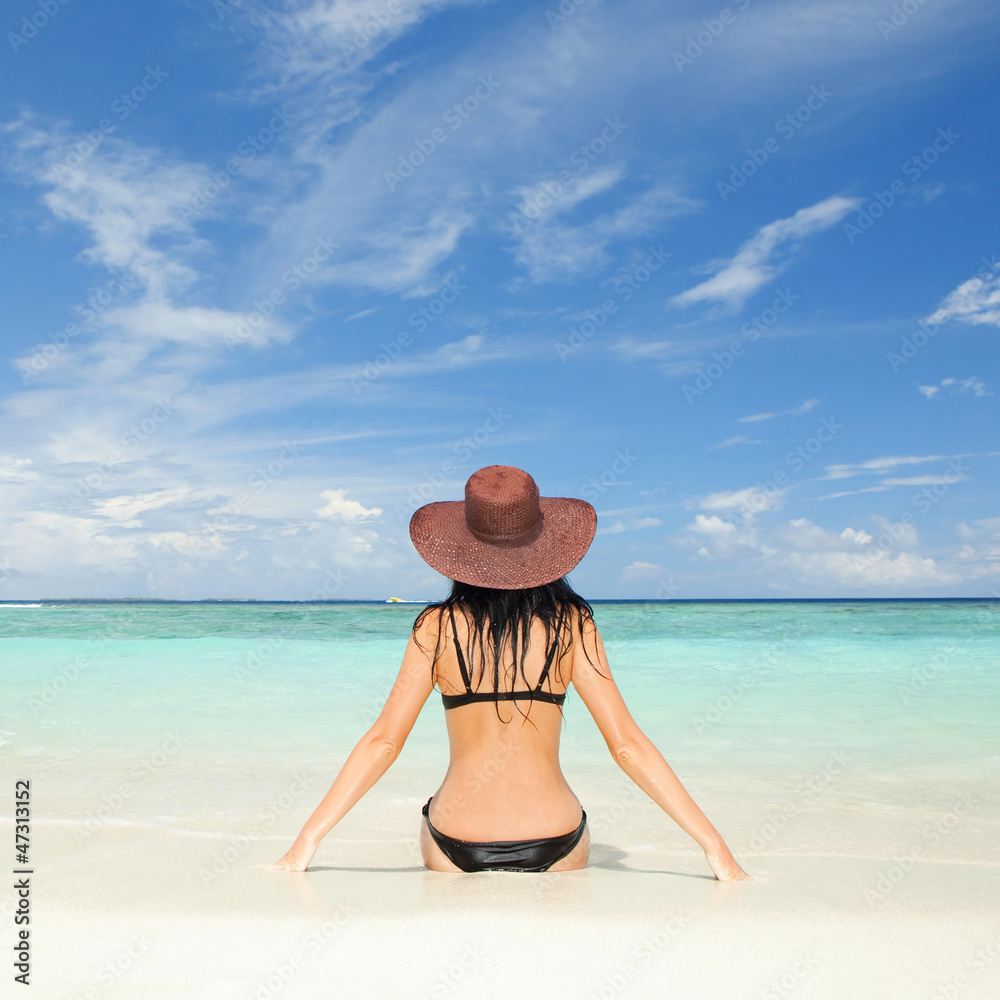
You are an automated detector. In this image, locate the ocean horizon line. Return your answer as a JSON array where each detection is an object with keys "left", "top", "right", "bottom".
[{"left": 1, "top": 596, "right": 997, "bottom": 605}]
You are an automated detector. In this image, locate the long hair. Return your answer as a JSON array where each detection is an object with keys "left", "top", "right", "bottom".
[{"left": 412, "top": 576, "right": 603, "bottom": 723}]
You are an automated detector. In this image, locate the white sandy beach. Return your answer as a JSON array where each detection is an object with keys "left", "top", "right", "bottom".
[
  {"left": 8, "top": 770, "right": 1000, "bottom": 1000},
  {"left": 5, "top": 599, "right": 999, "bottom": 998}
]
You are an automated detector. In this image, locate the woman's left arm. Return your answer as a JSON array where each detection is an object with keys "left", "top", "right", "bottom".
[{"left": 263, "top": 626, "right": 435, "bottom": 871}]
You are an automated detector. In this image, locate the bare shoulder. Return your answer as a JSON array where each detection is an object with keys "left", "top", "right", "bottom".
[
  {"left": 565, "top": 611, "right": 606, "bottom": 684},
  {"left": 410, "top": 605, "right": 444, "bottom": 656}
]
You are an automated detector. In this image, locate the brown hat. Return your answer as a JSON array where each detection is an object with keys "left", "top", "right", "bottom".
[{"left": 409, "top": 465, "right": 597, "bottom": 589}]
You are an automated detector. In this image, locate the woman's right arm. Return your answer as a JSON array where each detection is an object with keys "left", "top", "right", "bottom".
[{"left": 570, "top": 619, "right": 750, "bottom": 881}]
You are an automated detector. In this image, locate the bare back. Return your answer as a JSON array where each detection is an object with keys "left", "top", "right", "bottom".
[{"left": 421, "top": 607, "right": 586, "bottom": 840}]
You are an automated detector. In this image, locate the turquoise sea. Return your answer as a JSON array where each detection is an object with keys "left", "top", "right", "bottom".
[{"left": 2, "top": 599, "right": 998, "bottom": 861}]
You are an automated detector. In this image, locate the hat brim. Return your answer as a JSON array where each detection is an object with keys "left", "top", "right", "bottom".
[{"left": 409, "top": 497, "right": 597, "bottom": 590}]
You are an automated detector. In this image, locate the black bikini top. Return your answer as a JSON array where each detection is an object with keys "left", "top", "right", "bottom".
[{"left": 441, "top": 606, "right": 566, "bottom": 710}]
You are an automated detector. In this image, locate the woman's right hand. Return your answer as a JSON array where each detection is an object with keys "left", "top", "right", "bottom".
[
  {"left": 703, "top": 842, "right": 751, "bottom": 881},
  {"left": 260, "top": 838, "right": 316, "bottom": 872}
]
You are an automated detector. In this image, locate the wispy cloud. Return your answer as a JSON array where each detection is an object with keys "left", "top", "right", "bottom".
[
  {"left": 819, "top": 453, "right": 975, "bottom": 481},
  {"left": 918, "top": 377, "right": 991, "bottom": 398},
  {"left": 510, "top": 180, "right": 696, "bottom": 284},
  {"left": 671, "top": 196, "right": 859, "bottom": 314},
  {"left": 737, "top": 398, "right": 819, "bottom": 423},
  {"left": 924, "top": 274, "right": 1000, "bottom": 329},
  {"left": 709, "top": 435, "right": 764, "bottom": 450}
]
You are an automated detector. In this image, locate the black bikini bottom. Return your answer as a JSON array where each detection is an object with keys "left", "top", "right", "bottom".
[{"left": 421, "top": 797, "right": 587, "bottom": 872}]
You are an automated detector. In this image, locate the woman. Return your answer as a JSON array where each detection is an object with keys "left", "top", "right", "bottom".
[{"left": 266, "top": 465, "right": 749, "bottom": 880}]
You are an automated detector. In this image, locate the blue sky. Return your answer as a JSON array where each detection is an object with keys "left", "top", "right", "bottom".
[{"left": 1, "top": 0, "right": 998, "bottom": 600}]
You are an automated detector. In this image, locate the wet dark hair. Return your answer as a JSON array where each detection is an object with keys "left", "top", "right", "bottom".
[{"left": 412, "top": 576, "right": 603, "bottom": 724}]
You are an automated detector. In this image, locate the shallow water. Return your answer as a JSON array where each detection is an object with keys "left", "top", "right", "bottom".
[{"left": 2, "top": 600, "right": 998, "bottom": 859}]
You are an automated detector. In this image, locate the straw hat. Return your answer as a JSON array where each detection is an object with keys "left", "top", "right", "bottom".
[{"left": 409, "top": 465, "right": 597, "bottom": 589}]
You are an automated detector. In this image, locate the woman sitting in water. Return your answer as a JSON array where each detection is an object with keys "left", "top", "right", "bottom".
[{"left": 267, "top": 465, "right": 749, "bottom": 879}]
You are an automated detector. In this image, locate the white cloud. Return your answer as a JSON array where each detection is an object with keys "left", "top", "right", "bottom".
[
  {"left": 316, "top": 489, "right": 382, "bottom": 521},
  {"left": 709, "top": 435, "right": 763, "bottom": 450},
  {"left": 597, "top": 516, "right": 663, "bottom": 535},
  {"left": 678, "top": 514, "right": 961, "bottom": 588},
  {"left": 237, "top": 0, "right": 472, "bottom": 99},
  {"left": 671, "top": 196, "right": 860, "bottom": 314},
  {"left": 620, "top": 560, "right": 661, "bottom": 582},
  {"left": 924, "top": 274, "right": 1000, "bottom": 329},
  {"left": 955, "top": 517, "right": 1000, "bottom": 578},
  {"left": 343, "top": 308, "right": 378, "bottom": 321},
  {"left": 816, "top": 485, "right": 891, "bottom": 500},
  {"left": 819, "top": 453, "right": 974, "bottom": 481},
  {"left": 610, "top": 337, "right": 683, "bottom": 362},
  {"left": 0, "top": 457, "right": 39, "bottom": 483},
  {"left": 94, "top": 488, "right": 194, "bottom": 527},
  {"left": 737, "top": 398, "right": 819, "bottom": 423},
  {"left": 688, "top": 514, "right": 738, "bottom": 537},
  {"left": 696, "top": 487, "right": 788, "bottom": 519},
  {"left": 511, "top": 181, "right": 696, "bottom": 283},
  {"left": 918, "top": 377, "right": 991, "bottom": 398},
  {"left": 880, "top": 475, "right": 966, "bottom": 486}
]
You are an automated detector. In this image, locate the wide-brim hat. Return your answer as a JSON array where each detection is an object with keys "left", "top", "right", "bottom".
[{"left": 409, "top": 465, "right": 597, "bottom": 590}]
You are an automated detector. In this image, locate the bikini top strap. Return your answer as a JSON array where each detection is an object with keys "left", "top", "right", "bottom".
[
  {"left": 534, "top": 641, "right": 558, "bottom": 693},
  {"left": 448, "top": 606, "right": 473, "bottom": 694}
]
